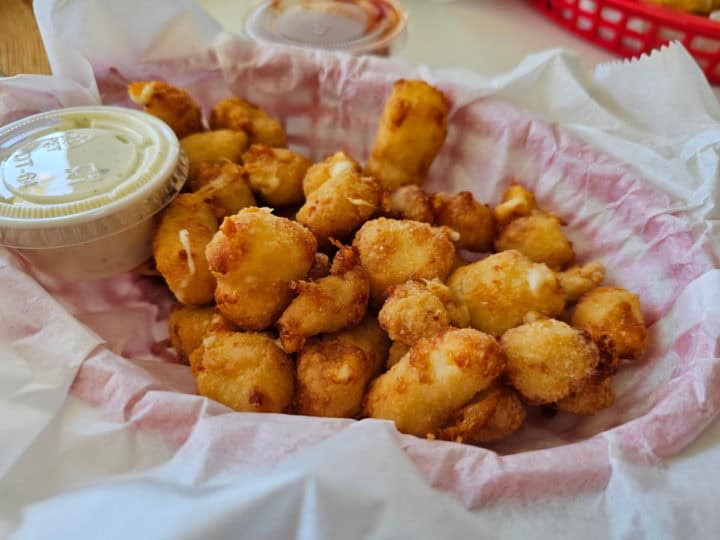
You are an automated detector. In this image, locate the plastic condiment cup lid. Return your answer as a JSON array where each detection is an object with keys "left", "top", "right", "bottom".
[
  {"left": 245, "top": 0, "right": 407, "bottom": 55},
  {"left": 0, "top": 106, "right": 187, "bottom": 249}
]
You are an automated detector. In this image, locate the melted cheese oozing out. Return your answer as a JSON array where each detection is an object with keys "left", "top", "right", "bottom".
[
  {"left": 178, "top": 229, "right": 196, "bottom": 275},
  {"left": 527, "top": 265, "right": 551, "bottom": 296},
  {"left": 330, "top": 160, "right": 354, "bottom": 177},
  {"left": 346, "top": 197, "right": 374, "bottom": 208}
]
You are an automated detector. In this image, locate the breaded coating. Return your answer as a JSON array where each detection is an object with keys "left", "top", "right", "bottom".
[
  {"left": 448, "top": 250, "right": 566, "bottom": 336},
  {"left": 302, "top": 151, "right": 362, "bottom": 197},
  {"left": 189, "top": 160, "right": 230, "bottom": 191},
  {"left": 295, "top": 316, "right": 389, "bottom": 418},
  {"left": 432, "top": 191, "right": 495, "bottom": 252},
  {"left": 353, "top": 218, "right": 456, "bottom": 305},
  {"left": 493, "top": 183, "right": 537, "bottom": 227},
  {"left": 205, "top": 208, "right": 317, "bottom": 330},
  {"left": 307, "top": 252, "right": 331, "bottom": 279},
  {"left": 556, "top": 376, "right": 614, "bottom": 415},
  {"left": 194, "top": 162, "right": 256, "bottom": 218},
  {"left": 572, "top": 286, "right": 647, "bottom": 360},
  {"left": 243, "top": 144, "right": 312, "bottom": 207},
  {"left": 366, "top": 80, "right": 449, "bottom": 190},
  {"left": 501, "top": 318, "right": 600, "bottom": 404},
  {"left": 557, "top": 262, "right": 606, "bottom": 302},
  {"left": 194, "top": 330, "right": 294, "bottom": 413},
  {"left": 363, "top": 328, "right": 506, "bottom": 437},
  {"left": 296, "top": 166, "right": 381, "bottom": 246},
  {"left": 277, "top": 245, "right": 370, "bottom": 353},
  {"left": 154, "top": 194, "right": 217, "bottom": 305},
  {"left": 209, "top": 97, "right": 287, "bottom": 147},
  {"left": 495, "top": 211, "right": 574, "bottom": 270},
  {"left": 128, "top": 81, "right": 203, "bottom": 139},
  {"left": 168, "top": 304, "right": 216, "bottom": 360},
  {"left": 381, "top": 185, "right": 434, "bottom": 223},
  {"left": 378, "top": 279, "right": 469, "bottom": 346},
  {"left": 387, "top": 341, "right": 410, "bottom": 369},
  {"left": 437, "top": 384, "right": 526, "bottom": 444},
  {"left": 180, "top": 130, "right": 249, "bottom": 179}
]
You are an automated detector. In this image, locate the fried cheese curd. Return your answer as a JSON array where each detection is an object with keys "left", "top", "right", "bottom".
[
  {"left": 572, "top": 286, "right": 648, "bottom": 360},
  {"left": 205, "top": 208, "right": 317, "bottom": 330},
  {"left": 193, "top": 162, "right": 256, "bottom": 219},
  {"left": 168, "top": 304, "right": 216, "bottom": 360},
  {"left": 381, "top": 185, "right": 435, "bottom": 223},
  {"left": 436, "top": 383, "right": 526, "bottom": 444},
  {"left": 194, "top": 330, "right": 295, "bottom": 413},
  {"left": 242, "top": 144, "right": 312, "bottom": 207},
  {"left": 495, "top": 211, "right": 575, "bottom": 270},
  {"left": 378, "top": 279, "right": 469, "bottom": 346},
  {"left": 296, "top": 165, "right": 380, "bottom": 246},
  {"left": 128, "top": 81, "right": 203, "bottom": 139},
  {"left": 277, "top": 245, "right": 370, "bottom": 353},
  {"left": 501, "top": 318, "right": 600, "bottom": 404},
  {"left": 188, "top": 312, "right": 238, "bottom": 376},
  {"left": 366, "top": 80, "right": 450, "bottom": 190},
  {"left": 353, "top": 218, "right": 456, "bottom": 305},
  {"left": 493, "top": 183, "right": 537, "bottom": 227},
  {"left": 557, "top": 262, "right": 606, "bottom": 302},
  {"left": 556, "top": 376, "right": 615, "bottom": 415},
  {"left": 153, "top": 194, "right": 217, "bottom": 305},
  {"left": 448, "top": 250, "right": 565, "bottom": 336},
  {"left": 302, "top": 151, "right": 362, "bottom": 197},
  {"left": 295, "top": 317, "right": 390, "bottom": 418},
  {"left": 387, "top": 341, "right": 410, "bottom": 369},
  {"left": 432, "top": 191, "right": 496, "bottom": 252},
  {"left": 180, "top": 130, "right": 249, "bottom": 179},
  {"left": 363, "top": 328, "right": 506, "bottom": 437},
  {"left": 209, "top": 97, "right": 287, "bottom": 147}
]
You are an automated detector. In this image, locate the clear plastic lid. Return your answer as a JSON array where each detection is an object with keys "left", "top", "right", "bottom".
[
  {"left": 0, "top": 106, "right": 187, "bottom": 249},
  {"left": 245, "top": 0, "right": 407, "bottom": 55}
]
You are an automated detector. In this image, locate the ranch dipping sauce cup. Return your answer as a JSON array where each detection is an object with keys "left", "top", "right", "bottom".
[{"left": 0, "top": 106, "right": 188, "bottom": 280}]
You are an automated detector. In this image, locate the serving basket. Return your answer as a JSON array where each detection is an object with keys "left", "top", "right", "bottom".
[{"left": 529, "top": 0, "right": 720, "bottom": 83}]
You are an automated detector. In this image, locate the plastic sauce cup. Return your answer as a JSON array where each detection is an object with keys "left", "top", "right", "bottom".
[
  {"left": 244, "top": 0, "right": 408, "bottom": 56},
  {"left": 0, "top": 106, "right": 188, "bottom": 280}
]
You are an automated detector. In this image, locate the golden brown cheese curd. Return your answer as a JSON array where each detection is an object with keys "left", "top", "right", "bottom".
[
  {"left": 495, "top": 211, "right": 574, "bottom": 270},
  {"left": 437, "top": 384, "right": 526, "bottom": 444},
  {"left": 180, "top": 130, "right": 249, "bottom": 180},
  {"left": 295, "top": 317, "right": 389, "bottom": 418},
  {"left": 378, "top": 279, "right": 469, "bottom": 346},
  {"left": 380, "top": 185, "right": 435, "bottom": 223},
  {"left": 205, "top": 208, "right": 317, "bottom": 330},
  {"left": 493, "top": 183, "right": 537, "bottom": 227},
  {"left": 363, "top": 328, "right": 506, "bottom": 437},
  {"left": 153, "top": 194, "right": 218, "bottom": 305},
  {"left": 432, "top": 191, "right": 495, "bottom": 252},
  {"left": 194, "top": 330, "right": 294, "bottom": 413},
  {"left": 168, "top": 304, "right": 217, "bottom": 360},
  {"left": 353, "top": 218, "right": 456, "bottom": 305},
  {"left": 302, "top": 151, "right": 362, "bottom": 197},
  {"left": 501, "top": 318, "right": 600, "bottom": 404},
  {"left": 448, "top": 250, "right": 565, "bottom": 336},
  {"left": 557, "top": 262, "right": 606, "bottom": 302},
  {"left": 209, "top": 97, "right": 287, "bottom": 147},
  {"left": 128, "top": 81, "right": 203, "bottom": 139},
  {"left": 556, "top": 376, "right": 615, "bottom": 415},
  {"left": 366, "top": 80, "right": 449, "bottom": 190},
  {"left": 571, "top": 286, "right": 647, "bottom": 360},
  {"left": 296, "top": 167, "right": 381, "bottom": 246},
  {"left": 242, "top": 144, "right": 312, "bottom": 207},
  {"left": 277, "top": 245, "right": 370, "bottom": 353},
  {"left": 194, "top": 163, "right": 256, "bottom": 219}
]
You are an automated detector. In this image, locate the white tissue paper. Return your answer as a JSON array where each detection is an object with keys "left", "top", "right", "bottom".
[{"left": 0, "top": 0, "right": 719, "bottom": 538}]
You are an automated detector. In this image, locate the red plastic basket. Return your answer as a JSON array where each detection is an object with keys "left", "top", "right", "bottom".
[{"left": 529, "top": 0, "right": 720, "bottom": 84}]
